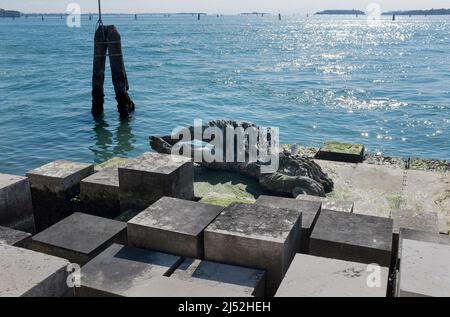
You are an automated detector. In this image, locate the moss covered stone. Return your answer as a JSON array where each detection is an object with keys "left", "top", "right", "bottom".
[{"left": 316, "top": 141, "right": 365, "bottom": 163}]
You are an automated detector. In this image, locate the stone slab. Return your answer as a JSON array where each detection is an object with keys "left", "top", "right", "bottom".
[
  {"left": 128, "top": 197, "right": 223, "bottom": 258},
  {"left": 315, "top": 141, "right": 364, "bottom": 163},
  {"left": 0, "top": 244, "right": 70, "bottom": 297},
  {"left": 204, "top": 203, "right": 302, "bottom": 296},
  {"left": 0, "top": 225, "right": 32, "bottom": 248},
  {"left": 397, "top": 239, "right": 450, "bottom": 297},
  {"left": 0, "top": 173, "right": 35, "bottom": 233},
  {"left": 94, "top": 157, "right": 129, "bottom": 172},
  {"left": 80, "top": 167, "right": 121, "bottom": 218},
  {"left": 310, "top": 210, "right": 393, "bottom": 267},
  {"left": 119, "top": 152, "right": 194, "bottom": 211},
  {"left": 171, "top": 258, "right": 265, "bottom": 297},
  {"left": 276, "top": 254, "right": 389, "bottom": 297},
  {"left": 26, "top": 160, "right": 94, "bottom": 231},
  {"left": 296, "top": 193, "right": 354, "bottom": 213},
  {"left": 77, "top": 244, "right": 183, "bottom": 297},
  {"left": 255, "top": 195, "right": 321, "bottom": 253},
  {"left": 32, "top": 212, "right": 127, "bottom": 266},
  {"left": 399, "top": 228, "right": 450, "bottom": 246}
]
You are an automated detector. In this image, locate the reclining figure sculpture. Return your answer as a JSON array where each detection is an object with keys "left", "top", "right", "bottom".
[{"left": 150, "top": 120, "right": 333, "bottom": 197}]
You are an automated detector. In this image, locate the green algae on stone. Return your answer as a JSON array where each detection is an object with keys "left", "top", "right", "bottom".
[
  {"left": 95, "top": 157, "right": 129, "bottom": 172},
  {"left": 321, "top": 141, "right": 364, "bottom": 155}
]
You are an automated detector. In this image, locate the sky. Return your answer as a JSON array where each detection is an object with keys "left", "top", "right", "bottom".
[{"left": 1, "top": 0, "right": 450, "bottom": 14}]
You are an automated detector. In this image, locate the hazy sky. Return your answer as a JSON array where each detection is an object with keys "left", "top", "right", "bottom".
[{"left": 2, "top": 0, "right": 450, "bottom": 14}]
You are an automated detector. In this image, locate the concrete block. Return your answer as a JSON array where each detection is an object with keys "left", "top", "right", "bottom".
[
  {"left": 204, "top": 203, "right": 302, "bottom": 296},
  {"left": 128, "top": 197, "right": 223, "bottom": 258},
  {"left": 296, "top": 193, "right": 354, "bottom": 213},
  {"left": 392, "top": 209, "right": 439, "bottom": 235},
  {"left": 310, "top": 210, "right": 393, "bottom": 267},
  {"left": 397, "top": 239, "right": 450, "bottom": 297},
  {"left": 0, "top": 225, "right": 32, "bottom": 248},
  {"left": 26, "top": 160, "right": 94, "bottom": 231},
  {"left": 255, "top": 195, "right": 321, "bottom": 253},
  {"left": 0, "top": 244, "right": 70, "bottom": 297},
  {"left": 171, "top": 258, "right": 265, "bottom": 297},
  {"left": 396, "top": 228, "right": 450, "bottom": 262},
  {"left": 0, "top": 173, "right": 35, "bottom": 233},
  {"left": 276, "top": 254, "right": 389, "bottom": 297},
  {"left": 119, "top": 152, "right": 194, "bottom": 211},
  {"left": 80, "top": 167, "right": 121, "bottom": 218},
  {"left": 32, "top": 213, "right": 127, "bottom": 266},
  {"left": 77, "top": 244, "right": 183, "bottom": 297},
  {"left": 315, "top": 141, "right": 364, "bottom": 163}
]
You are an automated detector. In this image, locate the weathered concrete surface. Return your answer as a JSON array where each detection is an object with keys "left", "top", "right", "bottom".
[
  {"left": 0, "top": 173, "right": 35, "bottom": 233},
  {"left": 315, "top": 141, "right": 365, "bottom": 163},
  {"left": 195, "top": 166, "right": 266, "bottom": 207},
  {"left": 80, "top": 167, "right": 121, "bottom": 218},
  {"left": 204, "top": 203, "right": 302, "bottom": 296},
  {"left": 314, "top": 160, "right": 450, "bottom": 233},
  {"left": 0, "top": 226, "right": 32, "bottom": 248},
  {"left": 392, "top": 209, "right": 439, "bottom": 235},
  {"left": 0, "top": 244, "right": 70, "bottom": 297},
  {"left": 296, "top": 193, "right": 354, "bottom": 213},
  {"left": 32, "top": 213, "right": 127, "bottom": 266},
  {"left": 397, "top": 239, "right": 450, "bottom": 297},
  {"left": 276, "top": 254, "right": 388, "bottom": 297},
  {"left": 77, "top": 244, "right": 183, "bottom": 297},
  {"left": 255, "top": 195, "right": 321, "bottom": 253},
  {"left": 26, "top": 160, "right": 94, "bottom": 231},
  {"left": 399, "top": 228, "right": 450, "bottom": 246},
  {"left": 94, "top": 157, "right": 129, "bottom": 172},
  {"left": 119, "top": 152, "right": 194, "bottom": 211},
  {"left": 310, "top": 210, "right": 393, "bottom": 267},
  {"left": 171, "top": 258, "right": 265, "bottom": 297},
  {"left": 128, "top": 197, "right": 223, "bottom": 258}
]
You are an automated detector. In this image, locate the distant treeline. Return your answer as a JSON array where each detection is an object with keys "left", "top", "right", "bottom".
[
  {"left": 316, "top": 10, "right": 365, "bottom": 15},
  {"left": 383, "top": 9, "right": 450, "bottom": 15}
]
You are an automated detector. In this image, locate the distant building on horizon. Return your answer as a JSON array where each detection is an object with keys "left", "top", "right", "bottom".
[{"left": 0, "top": 8, "right": 21, "bottom": 18}]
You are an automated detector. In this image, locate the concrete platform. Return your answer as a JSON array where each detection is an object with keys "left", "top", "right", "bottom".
[
  {"left": 119, "top": 152, "right": 194, "bottom": 211},
  {"left": 254, "top": 195, "right": 321, "bottom": 253},
  {"left": 310, "top": 210, "right": 393, "bottom": 267},
  {"left": 26, "top": 160, "right": 94, "bottom": 231},
  {"left": 204, "top": 203, "right": 302, "bottom": 296},
  {"left": 0, "top": 244, "right": 70, "bottom": 297},
  {"left": 0, "top": 173, "right": 35, "bottom": 233},
  {"left": 77, "top": 244, "right": 183, "bottom": 297},
  {"left": 397, "top": 239, "right": 450, "bottom": 297},
  {"left": 128, "top": 197, "right": 223, "bottom": 258},
  {"left": 296, "top": 193, "right": 354, "bottom": 213},
  {"left": 0, "top": 225, "right": 32, "bottom": 248},
  {"left": 171, "top": 258, "right": 265, "bottom": 297},
  {"left": 314, "top": 160, "right": 450, "bottom": 233},
  {"left": 276, "top": 254, "right": 389, "bottom": 297},
  {"left": 32, "top": 212, "right": 127, "bottom": 266},
  {"left": 80, "top": 167, "right": 121, "bottom": 218}
]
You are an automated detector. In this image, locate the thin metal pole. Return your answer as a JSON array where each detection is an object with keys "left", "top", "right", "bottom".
[{"left": 98, "top": 0, "right": 102, "bottom": 24}]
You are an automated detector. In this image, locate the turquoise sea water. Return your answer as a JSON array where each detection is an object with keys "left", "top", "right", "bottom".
[{"left": 0, "top": 14, "right": 449, "bottom": 175}]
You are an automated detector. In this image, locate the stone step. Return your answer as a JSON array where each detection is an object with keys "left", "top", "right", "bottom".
[
  {"left": 296, "top": 193, "right": 354, "bottom": 213},
  {"left": 0, "top": 173, "right": 35, "bottom": 233},
  {"left": 275, "top": 254, "right": 389, "bottom": 297},
  {"left": 0, "top": 225, "right": 32, "bottom": 248},
  {"left": 397, "top": 239, "right": 450, "bottom": 297},
  {"left": 26, "top": 160, "right": 94, "bottom": 231},
  {"left": 31, "top": 212, "right": 127, "bottom": 266},
  {"left": 118, "top": 152, "right": 194, "bottom": 212},
  {"left": 128, "top": 197, "right": 224, "bottom": 259},
  {"left": 170, "top": 258, "right": 265, "bottom": 297},
  {"left": 309, "top": 210, "right": 393, "bottom": 267},
  {"left": 204, "top": 203, "right": 302, "bottom": 296},
  {"left": 0, "top": 244, "right": 70, "bottom": 297},
  {"left": 254, "top": 195, "right": 321, "bottom": 253}
]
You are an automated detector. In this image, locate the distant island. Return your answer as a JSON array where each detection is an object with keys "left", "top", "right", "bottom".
[
  {"left": 316, "top": 10, "right": 365, "bottom": 15},
  {"left": 0, "top": 8, "right": 21, "bottom": 18},
  {"left": 383, "top": 8, "right": 450, "bottom": 15}
]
